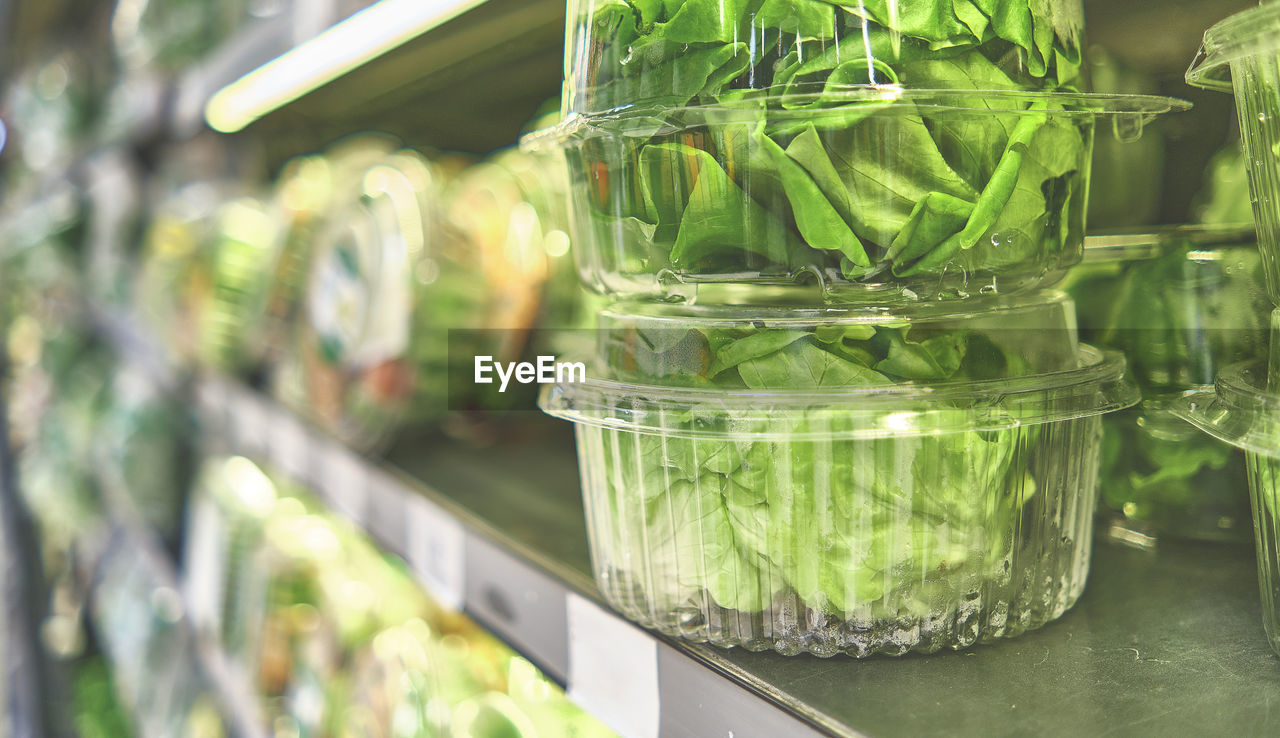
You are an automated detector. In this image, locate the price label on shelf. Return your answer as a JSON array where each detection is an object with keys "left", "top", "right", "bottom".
[
  {"left": 405, "top": 496, "right": 466, "bottom": 611},
  {"left": 567, "top": 593, "right": 660, "bottom": 738},
  {"left": 273, "top": 413, "right": 311, "bottom": 484},
  {"left": 325, "top": 445, "right": 368, "bottom": 525}
]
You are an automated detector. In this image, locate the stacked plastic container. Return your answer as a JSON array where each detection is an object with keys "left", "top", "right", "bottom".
[
  {"left": 537, "top": 0, "right": 1186, "bottom": 657},
  {"left": 1066, "top": 227, "right": 1268, "bottom": 543},
  {"left": 1182, "top": 2, "right": 1280, "bottom": 656}
]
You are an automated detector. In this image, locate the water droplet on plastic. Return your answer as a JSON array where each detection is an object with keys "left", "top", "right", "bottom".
[{"left": 1112, "top": 114, "right": 1144, "bottom": 144}]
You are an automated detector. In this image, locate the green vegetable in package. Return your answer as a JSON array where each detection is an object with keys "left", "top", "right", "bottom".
[
  {"left": 570, "top": 73, "right": 1093, "bottom": 296},
  {"left": 1065, "top": 236, "right": 1267, "bottom": 540},
  {"left": 596, "top": 411, "right": 1043, "bottom": 619},
  {"left": 578, "top": 0, "right": 1085, "bottom": 113},
  {"left": 585, "top": 318, "right": 1078, "bottom": 624}
]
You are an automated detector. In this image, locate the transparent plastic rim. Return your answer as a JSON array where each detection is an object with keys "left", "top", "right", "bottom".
[
  {"left": 541, "top": 345, "right": 1136, "bottom": 440},
  {"left": 600, "top": 290, "right": 1070, "bottom": 328},
  {"left": 523, "top": 89, "right": 1190, "bottom": 149},
  {"left": 1174, "top": 361, "right": 1278, "bottom": 456},
  {"left": 1081, "top": 224, "right": 1258, "bottom": 264},
  {"left": 1186, "top": 2, "right": 1280, "bottom": 91}
]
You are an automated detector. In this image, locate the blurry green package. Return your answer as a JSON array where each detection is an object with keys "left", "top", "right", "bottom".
[{"left": 1066, "top": 226, "right": 1268, "bottom": 541}]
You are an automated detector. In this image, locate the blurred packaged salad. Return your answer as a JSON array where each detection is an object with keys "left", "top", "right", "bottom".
[
  {"left": 185, "top": 457, "right": 614, "bottom": 737},
  {"left": 1065, "top": 226, "right": 1268, "bottom": 542},
  {"left": 255, "top": 140, "right": 399, "bottom": 368},
  {"left": 276, "top": 142, "right": 552, "bottom": 450},
  {"left": 3, "top": 49, "right": 101, "bottom": 188},
  {"left": 95, "top": 366, "right": 196, "bottom": 546},
  {"left": 136, "top": 180, "right": 233, "bottom": 367},
  {"left": 1194, "top": 143, "right": 1255, "bottom": 227},
  {"left": 196, "top": 196, "right": 281, "bottom": 374}
]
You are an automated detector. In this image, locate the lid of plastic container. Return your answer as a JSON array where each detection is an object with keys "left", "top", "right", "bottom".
[
  {"left": 1082, "top": 224, "right": 1257, "bottom": 264},
  {"left": 1187, "top": 2, "right": 1280, "bottom": 91},
  {"left": 1174, "top": 360, "right": 1280, "bottom": 455},
  {"left": 541, "top": 344, "right": 1136, "bottom": 440},
  {"left": 523, "top": 90, "right": 1190, "bottom": 151}
]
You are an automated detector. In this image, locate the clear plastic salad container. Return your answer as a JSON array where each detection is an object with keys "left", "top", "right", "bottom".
[
  {"left": 536, "top": 91, "right": 1186, "bottom": 302},
  {"left": 562, "top": 0, "right": 1088, "bottom": 116},
  {"left": 1176, "top": 362, "right": 1280, "bottom": 657},
  {"left": 541, "top": 299, "right": 1136, "bottom": 657},
  {"left": 1065, "top": 226, "right": 1268, "bottom": 542},
  {"left": 1187, "top": 2, "right": 1280, "bottom": 304}
]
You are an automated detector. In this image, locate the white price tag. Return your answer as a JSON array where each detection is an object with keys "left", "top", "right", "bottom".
[
  {"left": 182, "top": 496, "right": 227, "bottom": 638},
  {"left": 405, "top": 496, "right": 466, "bottom": 611},
  {"left": 273, "top": 414, "right": 311, "bottom": 484},
  {"left": 326, "top": 446, "right": 367, "bottom": 524},
  {"left": 567, "top": 593, "right": 660, "bottom": 738}
]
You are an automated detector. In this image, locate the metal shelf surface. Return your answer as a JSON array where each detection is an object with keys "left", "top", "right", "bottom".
[{"left": 189, "top": 373, "right": 1280, "bottom": 738}]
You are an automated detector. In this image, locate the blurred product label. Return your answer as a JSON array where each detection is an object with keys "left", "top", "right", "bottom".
[{"left": 405, "top": 495, "right": 467, "bottom": 610}]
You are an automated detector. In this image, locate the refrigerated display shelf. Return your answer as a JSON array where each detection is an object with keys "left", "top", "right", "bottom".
[
  {"left": 85, "top": 292, "right": 1280, "bottom": 736},
  {"left": 85, "top": 445, "right": 269, "bottom": 738},
  {"left": 185, "top": 376, "right": 1280, "bottom": 738}
]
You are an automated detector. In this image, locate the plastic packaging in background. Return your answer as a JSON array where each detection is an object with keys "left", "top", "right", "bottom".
[
  {"left": 562, "top": 0, "right": 1087, "bottom": 116},
  {"left": 134, "top": 179, "right": 229, "bottom": 367},
  {"left": 110, "top": 0, "right": 262, "bottom": 72},
  {"left": 3, "top": 49, "right": 101, "bottom": 188},
  {"left": 276, "top": 142, "right": 556, "bottom": 451},
  {"left": 1175, "top": 362, "right": 1280, "bottom": 656},
  {"left": 1194, "top": 143, "right": 1256, "bottom": 227},
  {"left": 539, "top": 91, "right": 1185, "bottom": 302},
  {"left": 184, "top": 456, "right": 616, "bottom": 736},
  {"left": 97, "top": 366, "right": 196, "bottom": 546},
  {"left": 1066, "top": 226, "right": 1267, "bottom": 543},
  {"left": 543, "top": 332, "right": 1136, "bottom": 657},
  {"left": 84, "top": 150, "right": 145, "bottom": 306},
  {"left": 197, "top": 197, "right": 281, "bottom": 374},
  {"left": 1187, "top": 2, "right": 1280, "bottom": 304},
  {"left": 1085, "top": 47, "right": 1165, "bottom": 230}
]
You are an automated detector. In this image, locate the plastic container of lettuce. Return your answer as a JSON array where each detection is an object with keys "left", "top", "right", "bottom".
[
  {"left": 540, "top": 297, "right": 1136, "bottom": 657},
  {"left": 562, "top": 0, "right": 1088, "bottom": 116},
  {"left": 1187, "top": 2, "right": 1280, "bottom": 305},
  {"left": 1176, "top": 362, "right": 1280, "bottom": 657},
  {"left": 539, "top": 90, "right": 1186, "bottom": 302},
  {"left": 1064, "top": 226, "right": 1268, "bottom": 542}
]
